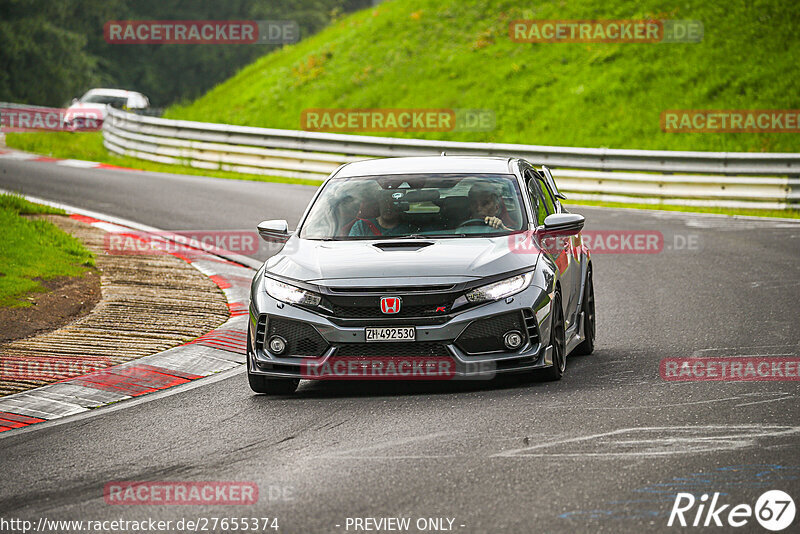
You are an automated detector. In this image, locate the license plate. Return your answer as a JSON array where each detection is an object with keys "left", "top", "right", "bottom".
[{"left": 365, "top": 326, "right": 416, "bottom": 342}]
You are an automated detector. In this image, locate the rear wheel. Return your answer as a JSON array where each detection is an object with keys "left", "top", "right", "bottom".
[
  {"left": 574, "top": 268, "right": 595, "bottom": 356},
  {"left": 540, "top": 292, "right": 566, "bottom": 381}
]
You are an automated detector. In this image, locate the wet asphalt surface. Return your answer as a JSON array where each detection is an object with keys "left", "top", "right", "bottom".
[{"left": 1, "top": 159, "right": 799, "bottom": 533}]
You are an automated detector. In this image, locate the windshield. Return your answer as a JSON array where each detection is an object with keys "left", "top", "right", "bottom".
[
  {"left": 299, "top": 173, "right": 527, "bottom": 240},
  {"left": 81, "top": 94, "right": 128, "bottom": 107}
]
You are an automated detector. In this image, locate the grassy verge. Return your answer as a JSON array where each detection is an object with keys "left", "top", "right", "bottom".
[
  {"left": 4, "top": 132, "right": 323, "bottom": 186},
  {"left": 0, "top": 193, "right": 95, "bottom": 308},
  {"left": 5, "top": 132, "right": 111, "bottom": 162}
]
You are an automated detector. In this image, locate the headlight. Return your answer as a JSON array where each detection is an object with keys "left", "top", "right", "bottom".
[
  {"left": 265, "top": 278, "right": 321, "bottom": 306},
  {"left": 465, "top": 272, "right": 534, "bottom": 303}
]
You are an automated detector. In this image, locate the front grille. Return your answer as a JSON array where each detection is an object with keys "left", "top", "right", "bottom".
[
  {"left": 321, "top": 285, "right": 460, "bottom": 320},
  {"left": 330, "top": 303, "right": 446, "bottom": 319},
  {"left": 267, "top": 318, "right": 328, "bottom": 357},
  {"left": 455, "top": 312, "right": 527, "bottom": 354},
  {"left": 335, "top": 342, "right": 450, "bottom": 358}
]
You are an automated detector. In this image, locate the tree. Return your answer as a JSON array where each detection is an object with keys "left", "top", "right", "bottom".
[{"left": 0, "top": 0, "right": 373, "bottom": 107}]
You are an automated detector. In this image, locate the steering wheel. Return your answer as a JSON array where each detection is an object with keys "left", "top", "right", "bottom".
[{"left": 458, "top": 218, "right": 491, "bottom": 227}]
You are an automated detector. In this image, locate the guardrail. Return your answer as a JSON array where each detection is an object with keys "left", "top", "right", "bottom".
[{"left": 103, "top": 106, "right": 799, "bottom": 210}]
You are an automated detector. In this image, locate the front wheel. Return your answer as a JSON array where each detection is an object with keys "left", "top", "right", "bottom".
[
  {"left": 540, "top": 291, "right": 566, "bottom": 381},
  {"left": 247, "top": 369, "right": 299, "bottom": 395}
]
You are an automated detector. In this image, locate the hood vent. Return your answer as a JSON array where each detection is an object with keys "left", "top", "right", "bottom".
[{"left": 372, "top": 241, "right": 435, "bottom": 251}]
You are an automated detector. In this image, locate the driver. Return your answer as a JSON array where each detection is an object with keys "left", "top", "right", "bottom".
[
  {"left": 466, "top": 183, "right": 510, "bottom": 230},
  {"left": 349, "top": 190, "right": 413, "bottom": 237}
]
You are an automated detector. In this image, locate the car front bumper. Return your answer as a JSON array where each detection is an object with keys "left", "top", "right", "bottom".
[{"left": 247, "top": 281, "right": 556, "bottom": 380}]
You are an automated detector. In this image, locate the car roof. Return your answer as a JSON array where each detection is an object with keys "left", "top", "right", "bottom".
[
  {"left": 83, "top": 88, "right": 143, "bottom": 98},
  {"left": 333, "top": 156, "right": 517, "bottom": 178}
]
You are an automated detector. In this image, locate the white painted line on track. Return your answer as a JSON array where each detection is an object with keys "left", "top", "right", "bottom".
[
  {"left": 57, "top": 159, "right": 101, "bottom": 168},
  {"left": 492, "top": 425, "right": 800, "bottom": 458}
]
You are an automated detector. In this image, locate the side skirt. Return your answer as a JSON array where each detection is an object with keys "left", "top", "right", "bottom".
[{"left": 565, "top": 312, "right": 585, "bottom": 355}]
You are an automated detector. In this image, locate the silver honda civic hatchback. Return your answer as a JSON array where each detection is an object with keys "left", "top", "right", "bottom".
[{"left": 247, "top": 156, "right": 594, "bottom": 394}]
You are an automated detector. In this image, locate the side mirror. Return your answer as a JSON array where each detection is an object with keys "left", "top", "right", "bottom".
[
  {"left": 71, "top": 98, "right": 79, "bottom": 105},
  {"left": 540, "top": 213, "right": 584, "bottom": 236},
  {"left": 257, "top": 220, "right": 290, "bottom": 243}
]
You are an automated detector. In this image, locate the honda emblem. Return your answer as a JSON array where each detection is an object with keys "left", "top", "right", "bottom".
[{"left": 380, "top": 296, "right": 402, "bottom": 314}]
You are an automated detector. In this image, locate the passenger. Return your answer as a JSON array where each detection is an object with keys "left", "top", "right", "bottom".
[
  {"left": 334, "top": 194, "right": 360, "bottom": 236},
  {"left": 349, "top": 190, "right": 413, "bottom": 237},
  {"left": 301, "top": 183, "right": 364, "bottom": 238}
]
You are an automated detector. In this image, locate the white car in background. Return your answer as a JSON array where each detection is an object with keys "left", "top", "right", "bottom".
[{"left": 63, "top": 88, "right": 150, "bottom": 131}]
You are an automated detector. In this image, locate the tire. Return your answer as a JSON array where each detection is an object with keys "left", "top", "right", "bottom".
[
  {"left": 246, "top": 324, "right": 299, "bottom": 395},
  {"left": 574, "top": 268, "right": 595, "bottom": 356},
  {"left": 247, "top": 369, "right": 299, "bottom": 395},
  {"left": 540, "top": 291, "right": 566, "bottom": 381}
]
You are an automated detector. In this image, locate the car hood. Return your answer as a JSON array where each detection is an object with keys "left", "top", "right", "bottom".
[{"left": 264, "top": 235, "right": 539, "bottom": 285}]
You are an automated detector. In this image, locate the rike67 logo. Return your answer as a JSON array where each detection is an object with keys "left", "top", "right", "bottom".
[{"left": 668, "top": 490, "right": 796, "bottom": 531}]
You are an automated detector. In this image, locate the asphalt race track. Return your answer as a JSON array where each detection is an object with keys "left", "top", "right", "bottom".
[{"left": 1, "top": 159, "right": 799, "bottom": 533}]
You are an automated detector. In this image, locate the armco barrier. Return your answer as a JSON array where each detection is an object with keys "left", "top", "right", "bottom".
[{"left": 96, "top": 106, "right": 794, "bottom": 210}]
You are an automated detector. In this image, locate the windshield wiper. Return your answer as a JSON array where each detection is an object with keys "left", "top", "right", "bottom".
[
  {"left": 313, "top": 233, "right": 473, "bottom": 241},
  {"left": 334, "top": 234, "right": 432, "bottom": 241},
  {"left": 426, "top": 233, "right": 469, "bottom": 238}
]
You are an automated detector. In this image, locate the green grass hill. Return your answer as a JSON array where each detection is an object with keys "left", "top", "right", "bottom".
[{"left": 167, "top": 0, "right": 799, "bottom": 152}]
